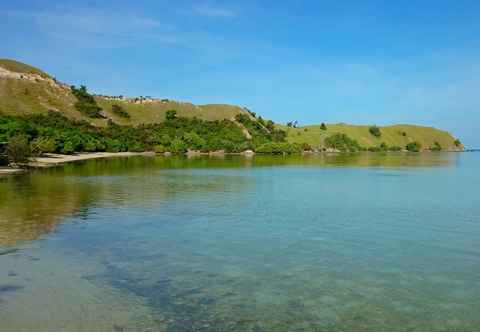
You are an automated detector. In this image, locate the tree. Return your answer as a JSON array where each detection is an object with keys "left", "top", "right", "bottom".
[
  {"left": 320, "top": 123, "right": 327, "bottom": 130},
  {"left": 170, "top": 138, "right": 187, "bottom": 153},
  {"left": 266, "top": 120, "right": 275, "bottom": 131},
  {"left": 406, "top": 141, "right": 422, "bottom": 152},
  {"left": 324, "top": 133, "right": 361, "bottom": 152},
  {"left": 454, "top": 139, "right": 462, "bottom": 147},
  {"left": 6, "top": 135, "right": 31, "bottom": 164},
  {"left": 166, "top": 110, "right": 177, "bottom": 121},
  {"left": 31, "top": 137, "right": 56, "bottom": 154},
  {"left": 369, "top": 126, "right": 381, "bottom": 137},
  {"left": 431, "top": 141, "right": 442, "bottom": 151},
  {"left": 271, "top": 129, "right": 286, "bottom": 142},
  {"left": 183, "top": 131, "right": 206, "bottom": 150}
]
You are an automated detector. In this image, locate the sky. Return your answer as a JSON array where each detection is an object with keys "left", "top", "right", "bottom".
[{"left": 1, "top": 0, "right": 479, "bottom": 147}]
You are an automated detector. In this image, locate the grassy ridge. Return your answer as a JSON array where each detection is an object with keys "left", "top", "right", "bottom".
[
  {"left": 281, "top": 123, "right": 460, "bottom": 150},
  {"left": 0, "top": 77, "right": 78, "bottom": 117},
  {"left": 0, "top": 58, "right": 463, "bottom": 150},
  {"left": 95, "top": 98, "right": 247, "bottom": 125},
  {"left": 0, "top": 59, "right": 51, "bottom": 78}
]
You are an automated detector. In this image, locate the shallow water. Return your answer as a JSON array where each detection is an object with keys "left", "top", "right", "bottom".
[{"left": 1, "top": 153, "right": 479, "bottom": 331}]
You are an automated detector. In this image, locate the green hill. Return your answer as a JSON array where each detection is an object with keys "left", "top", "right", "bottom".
[
  {"left": 0, "top": 58, "right": 463, "bottom": 151},
  {"left": 95, "top": 98, "right": 248, "bottom": 126},
  {"left": 281, "top": 123, "right": 462, "bottom": 151},
  {"left": 0, "top": 59, "right": 249, "bottom": 126}
]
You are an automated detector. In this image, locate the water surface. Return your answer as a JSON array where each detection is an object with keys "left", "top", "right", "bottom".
[{"left": 1, "top": 153, "right": 479, "bottom": 331}]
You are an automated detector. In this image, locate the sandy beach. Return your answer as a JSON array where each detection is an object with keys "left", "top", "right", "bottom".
[
  {"left": 32, "top": 152, "right": 155, "bottom": 166},
  {"left": 0, "top": 152, "right": 155, "bottom": 175}
]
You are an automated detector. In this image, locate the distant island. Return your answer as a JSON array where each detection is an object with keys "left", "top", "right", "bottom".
[{"left": 0, "top": 58, "right": 463, "bottom": 168}]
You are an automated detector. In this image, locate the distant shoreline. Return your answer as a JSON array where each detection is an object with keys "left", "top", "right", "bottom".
[{"left": 0, "top": 150, "right": 469, "bottom": 176}]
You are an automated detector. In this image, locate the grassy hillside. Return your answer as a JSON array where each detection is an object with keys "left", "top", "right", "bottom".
[
  {"left": 0, "top": 75, "right": 79, "bottom": 117},
  {"left": 281, "top": 123, "right": 461, "bottom": 151},
  {"left": 0, "top": 59, "right": 51, "bottom": 78},
  {"left": 95, "top": 98, "right": 246, "bottom": 125},
  {"left": 0, "top": 59, "right": 249, "bottom": 126},
  {"left": 0, "top": 58, "right": 463, "bottom": 151}
]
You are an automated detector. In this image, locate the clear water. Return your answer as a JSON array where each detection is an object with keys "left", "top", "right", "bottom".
[{"left": 1, "top": 153, "right": 479, "bottom": 332}]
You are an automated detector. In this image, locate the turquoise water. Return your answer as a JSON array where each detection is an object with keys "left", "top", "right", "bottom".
[{"left": 1, "top": 153, "right": 479, "bottom": 331}]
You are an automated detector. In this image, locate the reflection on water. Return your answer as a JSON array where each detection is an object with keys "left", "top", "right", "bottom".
[
  {"left": 0, "top": 153, "right": 458, "bottom": 245},
  {"left": 1, "top": 152, "right": 479, "bottom": 332}
]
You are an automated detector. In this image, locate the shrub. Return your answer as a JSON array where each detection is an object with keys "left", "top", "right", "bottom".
[
  {"left": 61, "top": 141, "right": 75, "bottom": 154},
  {"left": 324, "top": 133, "right": 361, "bottom": 152},
  {"left": 154, "top": 145, "right": 166, "bottom": 153},
  {"left": 183, "top": 131, "right": 206, "bottom": 150},
  {"left": 84, "top": 139, "right": 98, "bottom": 152},
  {"left": 301, "top": 143, "right": 312, "bottom": 151},
  {"left": 256, "top": 142, "right": 302, "bottom": 154},
  {"left": 431, "top": 141, "right": 442, "bottom": 151},
  {"left": 106, "top": 139, "right": 123, "bottom": 152},
  {"left": 369, "top": 126, "right": 381, "bottom": 137},
  {"left": 320, "top": 123, "right": 327, "bottom": 130},
  {"left": 112, "top": 104, "right": 130, "bottom": 118},
  {"left": 272, "top": 129, "right": 287, "bottom": 142},
  {"left": 7, "top": 135, "right": 31, "bottom": 164},
  {"left": 454, "top": 139, "right": 462, "bottom": 147},
  {"left": 0, "top": 141, "right": 7, "bottom": 165},
  {"left": 170, "top": 138, "right": 187, "bottom": 153},
  {"left": 165, "top": 110, "right": 177, "bottom": 121},
  {"left": 31, "top": 137, "right": 56, "bottom": 154},
  {"left": 266, "top": 120, "right": 275, "bottom": 131},
  {"left": 406, "top": 141, "right": 422, "bottom": 152},
  {"left": 71, "top": 85, "right": 103, "bottom": 118}
]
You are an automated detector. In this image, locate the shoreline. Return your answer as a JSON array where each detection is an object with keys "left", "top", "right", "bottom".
[
  {"left": 31, "top": 152, "right": 156, "bottom": 167},
  {"left": 0, "top": 152, "right": 155, "bottom": 175},
  {"left": 0, "top": 149, "right": 468, "bottom": 176}
]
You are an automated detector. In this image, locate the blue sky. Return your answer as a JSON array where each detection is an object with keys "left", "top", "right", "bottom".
[{"left": 1, "top": 0, "right": 479, "bottom": 147}]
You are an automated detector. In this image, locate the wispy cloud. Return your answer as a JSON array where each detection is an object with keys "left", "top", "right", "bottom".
[
  {"left": 192, "top": 5, "right": 237, "bottom": 18},
  {"left": 1, "top": 7, "right": 181, "bottom": 48},
  {"left": 175, "top": 3, "right": 238, "bottom": 19}
]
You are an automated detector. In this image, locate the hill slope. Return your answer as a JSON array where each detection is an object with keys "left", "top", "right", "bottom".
[
  {"left": 0, "top": 59, "right": 463, "bottom": 151},
  {"left": 281, "top": 123, "right": 462, "bottom": 151},
  {"left": 0, "top": 59, "right": 249, "bottom": 126}
]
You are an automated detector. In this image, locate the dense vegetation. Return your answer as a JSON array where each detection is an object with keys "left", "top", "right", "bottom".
[
  {"left": 0, "top": 108, "right": 458, "bottom": 167},
  {"left": 324, "top": 133, "right": 362, "bottom": 152},
  {"left": 234, "top": 113, "right": 286, "bottom": 146},
  {"left": 0, "top": 111, "right": 256, "bottom": 156},
  {"left": 0, "top": 110, "right": 294, "bottom": 165},
  {"left": 369, "top": 126, "right": 381, "bottom": 137},
  {"left": 256, "top": 142, "right": 311, "bottom": 154}
]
